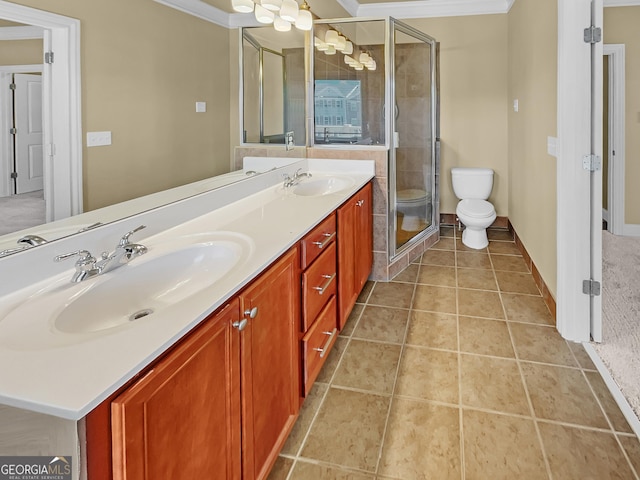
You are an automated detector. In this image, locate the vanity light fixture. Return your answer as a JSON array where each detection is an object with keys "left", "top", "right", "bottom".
[{"left": 233, "top": 0, "right": 314, "bottom": 32}]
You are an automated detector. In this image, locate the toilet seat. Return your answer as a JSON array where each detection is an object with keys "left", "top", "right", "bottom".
[
  {"left": 457, "top": 199, "right": 495, "bottom": 218},
  {"left": 397, "top": 189, "right": 427, "bottom": 205}
]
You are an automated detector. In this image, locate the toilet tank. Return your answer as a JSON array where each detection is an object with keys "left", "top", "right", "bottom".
[{"left": 451, "top": 167, "right": 494, "bottom": 200}]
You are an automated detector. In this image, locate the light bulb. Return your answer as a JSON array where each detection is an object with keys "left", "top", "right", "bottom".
[
  {"left": 232, "top": 0, "right": 254, "bottom": 13},
  {"left": 254, "top": 4, "right": 274, "bottom": 23},
  {"left": 344, "top": 55, "right": 356, "bottom": 66},
  {"left": 367, "top": 60, "right": 377, "bottom": 71},
  {"left": 274, "top": 16, "right": 291, "bottom": 31},
  {"left": 295, "top": 8, "right": 312, "bottom": 30},
  {"left": 359, "top": 52, "right": 370, "bottom": 64},
  {"left": 260, "top": 0, "right": 281, "bottom": 11},
  {"left": 325, "top": 45, "right": 336, "bottom": 55},
  {"left": 354, "top": 62, "right": 364, "bottom": 71},
  {"left": 336, "top": 35, "right": 347, "bottom": 51},
  {"left": 279, "top": 0, "right": 299, "bottom": 22},
  {"left": 325, "top": 30, "right": 339, "bottom": 46},
  {"left": 343, "top": 41, "right": 353, "bottom": 55},
  {"left": 316, "top": 40, "right": 329, "bottom": 51}
]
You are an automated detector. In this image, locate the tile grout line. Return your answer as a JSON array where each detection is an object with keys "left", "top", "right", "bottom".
[{"left": 454, "top": 227, "right": 467, "bottom": 480}]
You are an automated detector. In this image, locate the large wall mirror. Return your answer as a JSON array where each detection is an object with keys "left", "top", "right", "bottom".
[
  {"left": 0, "top": 0, "right": 263, "bottom": 258},
  {"left": 241, "top": 26, "right": 306, "bottom": 147}
]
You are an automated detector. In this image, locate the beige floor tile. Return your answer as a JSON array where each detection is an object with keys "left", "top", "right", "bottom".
[
  {"left": 463, "top": 409, "right": 548, "bottom": 480},
  {"left": 457, "top": 268, "right": 498, "bottom": 291},
  {"left": 495, "top": 271, "right": 541, "bottom": 295},
  {"left": 460, "top": 354, "right": 530, "bottom": 415},
  {"left": 266, "top": 456, "right": 294, "bottom": 480},
  {"left": 315, "top": 336, "right": 348, "bottom": 384},
  {"left": 502, "top": 293, "right": 554, "bottom": 325},
  {"left": 432, "top": 237, "right": 456, "bottom": 251},
  {"left": 395, "top": 347, "right": 458, "bottom": 403},
  {"left": 378, "top": 398, "right": 461, "bottom": 480},
  {"left": 300, "top": 388, "right": 390, "bottom": 472},
  {"left": 440, "top": 225, "right": 460, "bottom": 238},
  {"left": 509, "top": 323, "right": 577, "bottom": 367},
  {"left": 367, "top": 282, "right": 415, "bottom": 309},
  {"left": 456, "top": 238, "right": 488, "bottom": 253},
  {"left": 332, "top": 340, "right": 402, "bottom": 394},
  {"left": 491, "top": 254, "right": 529, "bottom": 273},
  {"left": 405, "top": 311, "right": 458, "bottom": 351},
  {"left": 289, "top": 461, "right": 375, "bottom": 480},
  {"left": 356, "top": 281, "right": 375, "bottom": 303},
  {"left": 456, "top": 251, "right": 492, "bottom": 269},
  {"left": 488, "top": 241, "right": 521, "bottom": 255},
  {"left": 422, "top": 249, "right": 456, "bottom": 266},
  {"left": 340, "top": 304, "right": 363, "bottom": 337},
  {"left": 281, "top": 383, "right": 328, "bottom": 455},
  {"left": 618, "top": 434, "right": 640, "bottom": 475},
  {"left": 521, "top": 363, "right": 609, "bottom": 428},
  {"left": 417, "top": 264, "right": 457, "bottom": 287},
  {"left": 391, "top": 263, "right": 420, "bottom": 283},
  {"left": 539, "top": 422, "right": 634, "bottom": 479},
  {"left": 567, "top": 341, "right": 597, "bottom": 370},
  {"left": 458, "top": 289, "right": 504, "bottom": 319},
  {"left": 585, "top": 370, "right": 634, "bottom": 433},
  {"left": 413, "top": 284, "right": 457, "bottom": 314},
  {"left": 459, "top": 316, "right": 514, "bottom": 358},
  {"left": 352, "top": 306, "right": 409, "bottom": 344},
  {"left": 487, "top": 229, "right": 514, "bottom": 241}
]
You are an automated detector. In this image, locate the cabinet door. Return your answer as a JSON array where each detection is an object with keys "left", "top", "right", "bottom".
[
  {"left": 111, "top": 300, "right": 241, "bottom": 480},
  {"left": 239, "top": 248, "right": 300, "bottom": 480},
  {"left": 337, "top": 182, "right": 373, "bottom": 330}
]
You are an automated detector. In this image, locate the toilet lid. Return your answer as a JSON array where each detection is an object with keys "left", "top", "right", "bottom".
[
  {"left": 457, "top": 199, "right": 495, "bottom": 218},
  {"left": 397, "top": 189, "right": 427, "bottom": 201}
]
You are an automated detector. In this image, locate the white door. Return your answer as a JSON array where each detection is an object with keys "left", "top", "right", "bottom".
[{"left": 13, "top": 73, "right": 44, "bottom": 194}]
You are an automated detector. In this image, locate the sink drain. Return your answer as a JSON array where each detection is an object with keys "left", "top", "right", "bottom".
[{"left": 129, "top": 308, "right": 154, "bottom": 321}]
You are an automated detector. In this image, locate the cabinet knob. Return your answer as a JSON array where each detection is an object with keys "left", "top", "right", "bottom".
[
  {"left": 356, "top": 199, "right": 365, "bottom": 207},
  {"left": 232, "top": 319, "right": 248, "bottom": 331},
  {"left": 244, "top": 307, "right": 259, "bottom": 319}
]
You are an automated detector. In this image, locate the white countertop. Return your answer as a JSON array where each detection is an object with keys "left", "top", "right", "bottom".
[{"left": 0, "top": 159, "right": 374, "bottom": 420}]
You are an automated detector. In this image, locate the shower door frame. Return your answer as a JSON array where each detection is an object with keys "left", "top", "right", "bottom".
[{"left": 388, "top": 18, "right": 440, "bottom": 260}]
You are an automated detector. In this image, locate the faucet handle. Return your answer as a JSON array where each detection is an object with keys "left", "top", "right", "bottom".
[
  {"left": 54, "top": 249, "right": 96, "bottom": 265},
  {"left": 119, "top": 225, "right": 146, "bottom": 247}
]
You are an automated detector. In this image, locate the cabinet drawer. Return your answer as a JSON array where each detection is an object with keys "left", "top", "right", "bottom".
[
  {"left": 302, "top": 242, "right": 337, "bottom": 331},
  {"left": 302, "top": 295, "right": 338, "bottom": 395},
  {"left": 301, "top": 213, "right": 336, "bottom": 269}
]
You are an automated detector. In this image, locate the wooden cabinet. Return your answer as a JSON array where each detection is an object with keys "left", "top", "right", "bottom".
[
  {"left": 337, "top": 182, "right": 373, "bottom": 330},
  {"left": 238, "top": 248, "right": 300, "bottom": 480},
  {"left": 111, "top": 300, "right": 242, "bottom": 480}
]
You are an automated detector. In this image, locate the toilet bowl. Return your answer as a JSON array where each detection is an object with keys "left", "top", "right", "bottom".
[
  {"left": 397, "top": 188, "right": 430, "bottom": 231},
  {"left": 451, "top": 167, "right": 496, "bottom": 249}
]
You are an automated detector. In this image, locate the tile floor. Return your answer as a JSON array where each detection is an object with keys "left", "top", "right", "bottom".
[{"left": 268, "top": 226, "right": 640, "bottom": 480}]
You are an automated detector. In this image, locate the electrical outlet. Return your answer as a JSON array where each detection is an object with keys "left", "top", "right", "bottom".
[
  {"left": 86, "top": 131, "right": 112, "bottom": 147},
  {"left": 285, "top": 131, "right": 294, "bottom": 151}
]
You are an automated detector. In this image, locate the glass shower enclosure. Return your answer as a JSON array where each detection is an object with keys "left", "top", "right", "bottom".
[{"left": 311, "top": 18, "right": 439, "bottom": 262}]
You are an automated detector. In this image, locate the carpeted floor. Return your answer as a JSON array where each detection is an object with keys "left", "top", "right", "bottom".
[
  {"left": 0, "top": 190, "right": 45, "bottom": 235},
  {"left": 593, "top": 231, "right": 640, "bottom": 419}
]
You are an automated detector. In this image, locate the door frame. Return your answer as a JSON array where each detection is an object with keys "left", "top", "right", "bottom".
[
  {"left": 0, "top": 1, "right": 82, "bottom": 222},
  {"left": 603, "top": 44, "right": 625, "bottom": 236}
]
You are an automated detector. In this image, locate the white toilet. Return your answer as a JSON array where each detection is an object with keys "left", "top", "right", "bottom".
[
  {"left": 397, "top": 188, "right": 430, "bottom": 231},
  {"left": 451, "top": 167, "right": 496, "bottom": 249}
]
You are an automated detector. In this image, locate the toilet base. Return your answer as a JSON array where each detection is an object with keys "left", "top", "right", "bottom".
[{"left": 461, "top": 227, "right": 489, "bottom": 250}]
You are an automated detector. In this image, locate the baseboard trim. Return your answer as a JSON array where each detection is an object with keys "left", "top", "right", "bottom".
[
  {"left": 623, "top": 224, "right": 640, "bottom": 236},
  {"left": 583, "top": 342, "right": 640, "bottom": 439}
]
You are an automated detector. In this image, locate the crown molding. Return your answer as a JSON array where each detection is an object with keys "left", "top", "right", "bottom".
[
  {"left": 0, "top": 25, "right": 43, "bottom": 40},
  {"left": 356, "top": 0, "right": 512, "bottom": 18},
  {"left": 604, "top": 0, "right": 640, "bottom": 6},
  {"left": 334, "top": 0, "right": 360, "bottom": 16},
  {"left": 153, "top": 0, "right": 230, "bottom": 27}
]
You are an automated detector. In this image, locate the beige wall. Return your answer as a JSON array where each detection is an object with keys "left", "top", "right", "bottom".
[
  {"left": 507, "top": 0, "right": 558, "bottom": 295},
  {"left": 604, "top": 6, "right": 640, "bottom": 225},
  {"left": 404, "top": 15, "right": 509, "bottom": 217},
  {"left": 0, "top": 38, "right": 41, "bottom": 65},
  {"left": 8, "top": 0, "right": 231, "bottom": 211}
]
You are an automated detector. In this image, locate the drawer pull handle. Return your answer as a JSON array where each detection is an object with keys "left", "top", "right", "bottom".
[
  {"left": 311, "top": 231, "right": 336, "bottom": 249},
  {"left": 232, "top": 319, "right": 248, "bottom": 331},
  {"left": 312, "top": 273, "right": 336, "bottom": 295},
  {"left": 356, "top": 199, "right": 365, "bottom": 207},
  {"left": 244, "top": 307, "right": 258, "bottom": 319},
  {"left": 313, "top": 328, "right": 337, "bottom": 358}
]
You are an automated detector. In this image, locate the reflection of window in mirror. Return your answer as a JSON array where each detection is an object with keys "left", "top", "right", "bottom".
[{"left": 313, "top": 20, "right": 385, "bottom": 146}]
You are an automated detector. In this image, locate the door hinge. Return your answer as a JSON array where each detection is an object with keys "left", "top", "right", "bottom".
[
  {"left": 584, "top": 26, "right": 602, "bottom": 44},
  {"left": 9, "top": 83, "right": 16, "bottom": 90},
  {"left": 583, "top": 154, "right": 601, "bottom": 171},
  {"left": 10, "top": 172, "right": 17, "bottom": 180},
  {"left": 9, "top": 127, "right": 16, "bottom": 135},
  {"left": 583, "top": 279, "right": 601, "bottom": 297},
  {"left": 44, "top": 51, "right": 54, "bottom": 64}
]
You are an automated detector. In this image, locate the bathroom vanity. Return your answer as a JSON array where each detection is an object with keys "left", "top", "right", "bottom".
[{"left": 0, "top": 158, "right": 374, "bottom": 480}]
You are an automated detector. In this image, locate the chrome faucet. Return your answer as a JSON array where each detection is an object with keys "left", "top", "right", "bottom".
[
  {"left": 17, "top": 234, "right": 48, "bottom": 246},
  {"left": 54, "top": 225, "right": 148, "bottom": 283},
  {"left": 283, "top": 168, "right": 312, "bottom": 188}
]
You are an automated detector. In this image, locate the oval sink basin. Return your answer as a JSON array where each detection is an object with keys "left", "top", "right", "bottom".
[
  {"left": 293, "top": 176, "right": 353, "bottom": 196},
  {"left": 0, "top": 231, "right": 254, "bottom": 350}
]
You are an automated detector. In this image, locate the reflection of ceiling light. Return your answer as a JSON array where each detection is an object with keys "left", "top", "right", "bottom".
[
  {"left": 233, "top": 0, "right": 315, "bottom": 32},
  {"left": 325, "top": 29, "right": 339, "bottom": 46},
  {"left": 325, "top": 45, "right": 336, "bottom": 55},
  {"left": 344, "top": 55, "right": 356, "bottom": 66},
  {"left": 354, "top": 63, "right": 364, "bottom": 71},
  {"left": 343, "top": 41, "right": 353, "bottom": 55},
  {"left": 367, "top": 59, "right": 377, "bottom": 71},
  {"left": 232, "top": 0, "right": 254, "bottom": 13},
  {"left": 336, "top": 35, "right": 347, "bottom": 51},
  {"left": 359, "top": 52, "right": 371, "bottom": 64}
]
